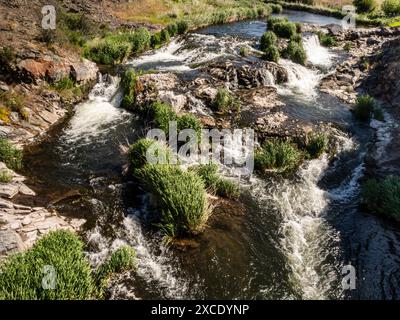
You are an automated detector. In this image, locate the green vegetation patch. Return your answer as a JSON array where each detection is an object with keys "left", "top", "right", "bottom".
[
  {"left": 361, "top": 176, "right": 400, "bottom": 222},
  {"left": 212, "top": 88, "right": 241, "bottom": 114},
  {"left": 0, "top": 138, "right": 23, "bottom": 170},
  {"left": 306, "top": 133, "right": 328, "bottom": 159},
  {"left": 353, "top": 94, "right": 384, "bottom": 121},
  {"left": 283, "top": 40, "right": 307, "bottom": 65}
]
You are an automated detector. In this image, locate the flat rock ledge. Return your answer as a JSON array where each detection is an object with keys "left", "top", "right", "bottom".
[{"left": 0, "top": 162, "right": 86, "bottom": 259}]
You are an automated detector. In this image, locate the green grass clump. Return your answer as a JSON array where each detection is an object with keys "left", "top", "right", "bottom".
[
  {"left": 270, "top": 4, "right": 283, "bottom": 13},
  {"left": 353, "top": 0, "right": 377, "bottom": 13},
  {"left": 260, "top": 31, "right": 277, "bottom": 51},
  {"left": 0, "top": 170, "right": 12, "bottom": 183},
  {"left": 267, "top": 17, "right": 288, "bottom": 30},
  {"left": 129, "top": 138, "right": 172, "bottom": 169},
  {"left": 148, "top": 101, "right": 177, "bottom": 134},
  {"left": 254, "top": 140, "right": 302, "bottom": 173},
  {"left": 130, "top": 27, "right": 151, "bottom": 54},
  {"left": 316, "top": 31, "right": 337, "bottom": 47},
  {"left": 135, "top": 164, "right": 209, "bottom": 239},
  {"left": 177, "top": 113, "right": 202, "bottom": 140},
  {"left": 283, "top": 40, "right": 307, "bottom": 65},
  {"left": 166, "top": 23, "right": 178, "bottom": 37},
  {"left": 160, "top": 29, "right": 171, "bottom": 44},
  {"left": 212, "top": 88, "right": 241, "bottom": 114},
  {"left": 290, "top": 33, "right": 303, "bottom": 43},
  {"left": 0, "top": 230, "right": 94, "bottom": 300},
  {"left": 52, "top": 77, "right": 75, "bottom": 91},
  {"left": 191, "top": 163, "right": 239, "bottom": 199},
  {"left": 353, "top": 95, "right": 379, "bottom": 121},
  {"left": 306, "top": 133, "right": 328, "bottom": 159},
  {"left": 382, "top": 0, "right": 400, "bottom": 16},
  {"left": 0, "top": 138, "right": 23, "bottom": 170},
  {"left": 272, "top": 21, "right": 297, "bottom": 39},
  {"left": 176, "top": 20, "right": 189, "bottom": 34},
  {"left": 84, "top": 38, "right": 132, "bottom": 65},
  {"left": 121, "top": 69, "right": 140, "bottom": 110},
  {"left": 239, "top": 46, "right": 249, "bottom": 57},
  {"left": 94, "top": 246, "right": 137, "bottom": 298},
  {"left": 262, "top": 45, "right": 280, "bottom": 63},
  {"left": 361, "top": 176, "right": 400, "bottom": 222}
]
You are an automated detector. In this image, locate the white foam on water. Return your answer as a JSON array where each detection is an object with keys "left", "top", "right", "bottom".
[{"left": 63, "top": 75, "right": 131, "bottom": 145}]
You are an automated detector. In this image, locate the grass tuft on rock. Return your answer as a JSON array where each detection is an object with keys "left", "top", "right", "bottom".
[
  {"left": 361, "top": 176, "right": 400, "bottom": 222},
  {"left": 212, "top": 88, "right": 241, "bottom": 114},
  {"left": 306, "top": 133, "right": 328, "bottom": 159},
  {"left": 254, "top": 140, "right": 302, "bottom": 173},
  {"left": 283, "top": 40, "right": 307, "bottom": 65},
  {"left": 135, "top": 164, "right": 209, "bottom": 239},
  {"left": 0, "top": 138, "right": 23, "bottom": 170},
  {"left": 129, "top": 138, "right": 172, "bottom": 169},
  {"left": 353, "top": 94, "right": 383, "bottom": 121}
]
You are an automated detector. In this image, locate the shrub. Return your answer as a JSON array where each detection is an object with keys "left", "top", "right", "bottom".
[
  {"left": 84, "top": 38, "right": 132, "bottom": 65},
  {"left": 267, "top": 17, "right": 288, "bottom": 30},
  {"left": 260, "top": 31, "right": 277, "bottom": 51},
  {"left": 295, "top": 22, "right": 303, "bottom": 34},
  {"left": 191, "top": 163, "right": 239, "bottom": 199},
  {"left": 129, "top": 138, "right": 172, "bottom": 169},
  {"left": 0, "top": 91, "right": 25, "bottom": 113},
  {"left": 121, "top": 69, "right": 139, "bottom": 110},
  {"left": 254, "top": 140, "right": 302, "bottom": 173},
  {"left": 95, "top": 246, "right": 136, "bottom": 297},
  {"left": 166, "top": 23, "right": 178, "bottom": 36},
  {"left": 176, "top": 20, "right": 189, "bottom": 34},
  {"left": 361, "top": 176, "right": 400, "bottom": 222},
  {"left": 353, "top": 0, "right": 377, "bottom": 13},
  {"left": 290, "top": 33, "right": 303, "bottom": 43},
  {"left": 0, "top": 106, "right": 10, "bottom": 124},
  {"left": 353, "top": 95, "right": 376, "bottom": 121},
  {"left": 262, "top": 44, "right": 280, "bottom": 63},
  {"left": 0, "top": 170, "right": 12, "bottom": 183},
  {"left": 0, "top": 138, "right": 23, "bottom": 170},
  {"left": 130, "top": 28, "right": 151, "bottom": 54},
  {"left": 160, "top": 29, "right": 171, "bottom": 44},
  {"left": 306, "top": 133, "right": 328, "bottom": 159},
  {"left": 270, "top": 4, "right": 283, "bottom": 14},
  {"left": 283, "top": 40, "right": 307, "bottom": 65},
  {"left": 0, "top": 230, "right": 94, "bottom": 300},
  {"left": 382, "top": 0, "right": 400, "bottom": 16},
  {"left": 134, "top": 164, "right": 209, "bottom": 239},
  {"left": 0, "top": 47, "right": 15, "bottom": 67},
  {"left": 273, "top": 21, "right": 297, "bottom": 39},
  {"left": 212, "top": 88, "right": 241, "bottom": 114},
  {"left": 147, "top": 101, "right": 177, "bottom": 134},
  {"left": 316, "top": 31, "right": 337, "bottom": 47}
]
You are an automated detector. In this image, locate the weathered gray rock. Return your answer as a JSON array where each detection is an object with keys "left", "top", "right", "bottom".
[
  {"left": 0, "top": 229, "right": 25, "bottom": 258},
  {"left": 70, "top": 59, "right": 98, "bottom": 84}
]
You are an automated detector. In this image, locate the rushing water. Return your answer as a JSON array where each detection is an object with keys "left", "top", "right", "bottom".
[{"left": 22, "top": 12, "right": 400, "bottom": 299}]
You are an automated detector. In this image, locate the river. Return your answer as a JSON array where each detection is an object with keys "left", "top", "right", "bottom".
[{"left": 21, "top": 11, "right": 400, "bottom": 300}]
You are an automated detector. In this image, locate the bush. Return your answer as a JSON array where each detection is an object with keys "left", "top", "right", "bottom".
[
  {"left": 0, "top": 106, "right": 10, "bottom": 124},
  {"left": 166, "top": 23, "right": 178, "bottom": 36},
  {"left": 254, "top": 140, "right": 302, "bottom": 173},
  {"left": 306, "top": 133, "right": 328, "bottom": 159},
  {"left": 260, "top": 31, "right": 277, "bottom": 51},
  {"left": 353, "top": 95, "right": 376, "bottom": 121},
  {"left": 267, "top": 17, "right": 288, "bottom": 30},
  {"left": 295, "top": 22, "right": 303, "bottom": 34},
  {"left": 0, "top": 170, "right": 12, "bottom": 183},
  {"left": 316, "top": 31, "right": 337, "bottom": 47},
  {"left": 191, "top": 163, "right": 239, "bottom": 199},
  {"left": 0, "top": 138, "right": 23, "bottom": 170},
  {"left": 273, "top": 21, "right": 297, "bottom": 39},
  {"left": 353, "top": 0, "right": 377, "bottom": 13},
  {"left": 0, "top": 230, "right": 94, "bottom": 300},
  {"left": 270, "top": 4, "right": 283, "bottom": 14},
  {"left": 361, "top": 176, "right": 400, "bottom": 222},
  {"left": 95, "top": 246, "right": 136, "bottom": 297},
  {"left": 150, "top": 32, "right": 162, "bottom": 48},
  {"left": 129, "top": 138, "right": 172, "bottom": 169},
  {"left": 283, "top": 40, "right": 307, "bottom": 65},
  {"left": 382, "top": 0, "right": 400, "bottom": 16},
  {"left": 290, "top": 33, "right": 303, "bottom": 43},
  {"left": 262, "top": 44, "right": 280, "bottom": 63},
  {"left": 135, "top": 164, "right": 209, "bottom": 239},
  {"left": 176, "top": 20, "right": 189, "bottom": 34},
  {"left": 84, "top": 38, "right": 132, "bottom": 65},
  {"left": 212, "top": 88, "right": 241, "bottom": 114}
]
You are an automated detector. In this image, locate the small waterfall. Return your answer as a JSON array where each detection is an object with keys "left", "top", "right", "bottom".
[
  {"left": 303, "top": 34, "right": 335, "bottom": 68},
  {"left": 250, "top": 134, "right": 359, "bottom": 299},
  {"left": 63, "top": 75, "right": 131, "bottom": 145},
  {"left": 278, "top": 59, "right": 321, "bottom": 100}
]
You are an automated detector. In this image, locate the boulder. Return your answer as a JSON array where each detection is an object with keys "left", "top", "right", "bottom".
[{"left": 70, "top": 59, "right": 98, "bottom": 84}]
